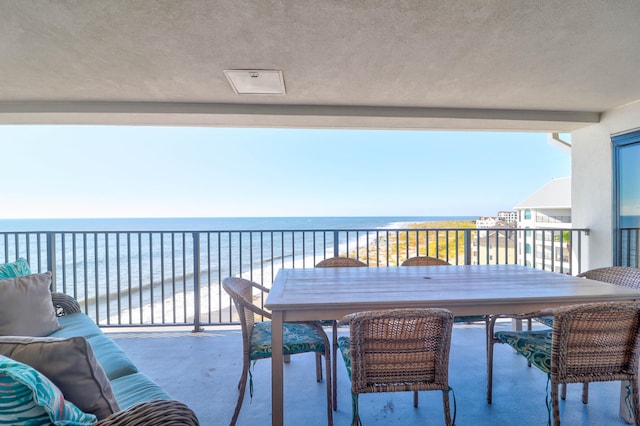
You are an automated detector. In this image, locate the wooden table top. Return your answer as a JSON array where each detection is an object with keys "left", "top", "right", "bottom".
[{"left": 266, "top": 264, "right": 640, "bottom": 317}]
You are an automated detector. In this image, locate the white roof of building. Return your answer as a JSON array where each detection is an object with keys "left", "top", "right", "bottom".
[{"left": 515, "top": 177, "right": 571, "bottom": 209}]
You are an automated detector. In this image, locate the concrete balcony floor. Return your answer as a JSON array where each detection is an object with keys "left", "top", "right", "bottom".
[{"left": 108, "top": 322, "right": 633, "bottom": 425}]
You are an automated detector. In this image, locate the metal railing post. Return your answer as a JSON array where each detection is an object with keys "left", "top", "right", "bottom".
[
  {"left": 464, "top": 229, "right": 472, "bottom": 265},
  {"left": 192, "top": 232, "right": 203, "bottom": 332},
  {"left": 333, "top": 231, "right": 339, "bottom": 257},
  {"left": 46, "top": 232, "right": 57, "bottom": 292}
]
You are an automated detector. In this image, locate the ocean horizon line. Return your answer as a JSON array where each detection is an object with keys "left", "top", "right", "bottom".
[{"left": 0, "top": 215, "right": 479, "bottom": 232}]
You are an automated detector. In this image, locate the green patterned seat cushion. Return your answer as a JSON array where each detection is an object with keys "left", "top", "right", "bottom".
[
  {"left": 494, "top": 329, "right": 552, "bottom": 373},
  {"left": 250, "top": 321, "right": 327, "bottom": 360},
  {"left": 337, "top": 336, "right": 352, "bottom": 380},
  {"left": 0, "top": 257, "right": 32, "bottom": 280},
  {"left": 535, "top": 315, "right": 554, "bottom": 327}
]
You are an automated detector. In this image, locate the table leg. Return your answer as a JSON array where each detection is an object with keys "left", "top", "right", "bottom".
[{"left": 272, "top": 311, "right": 284, "bottom": 426}]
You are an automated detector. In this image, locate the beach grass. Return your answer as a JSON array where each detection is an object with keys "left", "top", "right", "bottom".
[{"left": 356, "top": 220, "right": 476, "bottom": 265}]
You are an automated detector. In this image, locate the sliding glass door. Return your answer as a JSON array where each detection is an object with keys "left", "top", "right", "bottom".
[{"left": 613, "top": 131, "right": 640, "bottom": 266}]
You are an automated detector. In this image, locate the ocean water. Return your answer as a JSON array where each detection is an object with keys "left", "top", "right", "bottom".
[{"left": 0, "top": 216, "right": 476, "bottom": 232}]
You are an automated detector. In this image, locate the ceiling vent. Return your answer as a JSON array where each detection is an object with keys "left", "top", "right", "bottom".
[{"left": 223, "top": 69, "right": 286, "bottom": 95}]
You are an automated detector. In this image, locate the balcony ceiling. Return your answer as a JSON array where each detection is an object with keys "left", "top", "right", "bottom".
[{"left": 1, "top": 1, "right": 639, "bottom": 131}]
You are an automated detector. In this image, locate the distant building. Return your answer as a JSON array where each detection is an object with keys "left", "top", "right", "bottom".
[
  {"left": 497, "top": 211, "right": 518, "bottom": 223},
  {"left": 515, "top": 177, "right": 572, "bottom": 272},
  {"left": 476, "top": 211, "right": 517, "bottom": 228},
  {"left": 471, "top": 229, "right": 516, "bottom": 265},
  {"left": 473, "top": 211, "right": 518, "bottom": 264},
  {"left": 476, "top": 216, "right": 499, "bottom": 228}
]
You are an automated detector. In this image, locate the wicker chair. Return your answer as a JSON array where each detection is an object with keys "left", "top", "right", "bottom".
[
  {"left": 315, "top": 256, "right": 367, "bottom": 409},
  {"left": 315, "top": 257, "right": 368, "bottom": 268},
  {"left": 400, "top": 256, "right": 489, "bottom": 328},
  {"left": 338, "top": 308, "right": 455, "bottom": 426},
  {"left": 533, "top": 266, "right": 640, "bottom": 401},
  {"left": 487, "top": 301, "right": 640, "bottom": 426},
  {"left": 400, "top": 256, "right": 450, "bottom": 266},
  {"left": 222, "top": 277, "right": 332, "bottom": 426},
  {"left": 536, "top": 267, "right": 640, "bottom": 328}
]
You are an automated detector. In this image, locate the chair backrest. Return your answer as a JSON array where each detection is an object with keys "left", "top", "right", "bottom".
[
  {"left": 550, "top": 301, "right": 640, "bottom": 383},
  {"left": 577, "top": 266, "right": 640, "bottom": 289},
  {"left": 401, "top": 256, "right": 450, "bottom": 266},
  {"left": 343, "top": 308, "right": 454, "bottom": 394},
  {"left": 222, "top": 277, "right": 272, "bottom": 350},
  {"left": 315, "top": 257, "right": 367, "bottom": 268}
]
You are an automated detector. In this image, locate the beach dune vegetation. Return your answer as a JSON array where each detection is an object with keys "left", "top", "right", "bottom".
[{"left": 356, "top": 220, "right": 476, "bottom": 266}]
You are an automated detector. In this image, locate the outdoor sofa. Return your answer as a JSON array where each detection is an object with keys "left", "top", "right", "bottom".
[{"left": 0, "top": 258, "right": 199, "bottom": 425}]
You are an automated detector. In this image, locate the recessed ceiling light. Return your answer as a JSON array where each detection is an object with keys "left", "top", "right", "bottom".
[{"left": 223, "top": 69, "right": 286, "bottom": 95}]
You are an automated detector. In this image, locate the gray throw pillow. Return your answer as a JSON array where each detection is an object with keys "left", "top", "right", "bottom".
[
  {"left": 0, "top": 336, "right": 121, "bottom": 419},
  {"left": 0, "top": 272, "right": 60, "bottom": 336}
]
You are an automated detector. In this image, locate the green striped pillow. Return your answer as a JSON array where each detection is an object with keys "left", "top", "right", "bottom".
[
  {"left": 0, "top": 258, "right": 32, "bottom": 280},
  {"left": 0, "top": 355, "right": 97, "bottom": 425}
]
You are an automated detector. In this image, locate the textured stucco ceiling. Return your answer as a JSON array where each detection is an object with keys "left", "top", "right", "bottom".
[{"left": 1, "top": 1, "right": 639, "bottom": 131}]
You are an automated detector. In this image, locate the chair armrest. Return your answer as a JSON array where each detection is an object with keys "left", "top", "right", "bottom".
[
  {"left": 51, "top": 292, "right": 82, "bottom": 316},
  {"left": 95, "top": 400, "right": 199, "bottom": 426}
]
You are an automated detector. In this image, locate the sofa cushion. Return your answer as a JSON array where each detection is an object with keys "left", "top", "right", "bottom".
[
  {"left": 110, "top": 372, "right": 172, "bottom": 410},
  {"left": 50, "top": 313, "right": 138, "bottom": 380},
  {"left": 0, "top": 336, "right": 120, "bottom": 420},
  {"left": 0, "top": 257, "right": 31, "bottom": 279},
  {"left": 0, "top": 354, "right": 97, "bottom": 425},
  {"left": 52, "top": 312, "right": 104, "bottom": 339},
  {"left": 86, "top": 333, "right": 139, "bottom": 380},
  {"left": 0, "top": 272, "right": 61, "bottom": 336}
]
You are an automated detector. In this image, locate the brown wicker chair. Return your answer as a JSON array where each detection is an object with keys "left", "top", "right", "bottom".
[
  {"left": 400, "top": 256, "right": 450, "bottom": 266},
  {"left": 222, "top": 277, "right": 332, "bottom": 426},
  {"left": 533, "top": 266, "right": 640, "bottom": 402},
  {"left": 315, "top": 257, "right": 368, "bottom": 268},
  {"left": 488, "top": 301, "right": 640, "bottom": 426},
  {"left": 338, "top": 308, "right": 455, "bottom": 426},
  {"left": 577, "top": 266, "right": 640, "bottom": 288},
  {"left": 315, "top": 256, "right": 367, "bottom": 409}
]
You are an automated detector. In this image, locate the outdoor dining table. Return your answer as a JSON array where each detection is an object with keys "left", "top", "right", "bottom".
[{"left": 264, "top": 264, "right": 640, "bottom": 426}]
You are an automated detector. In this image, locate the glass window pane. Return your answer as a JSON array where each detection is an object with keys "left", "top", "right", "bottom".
[{"left": 619, "top": 143, "right": 640, "bottom": 229}]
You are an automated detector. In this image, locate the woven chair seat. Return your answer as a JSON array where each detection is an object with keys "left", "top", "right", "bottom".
[
  {"left": 250, "top": 321, "right": 328, "bottom": 359},
  {"left": 494, "top": 329, "right": 552, "bottom": 373}
]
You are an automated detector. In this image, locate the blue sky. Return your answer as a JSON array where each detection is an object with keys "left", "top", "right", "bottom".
[{"left": 0, "top": 125, "right": 570, "bottom": 219}]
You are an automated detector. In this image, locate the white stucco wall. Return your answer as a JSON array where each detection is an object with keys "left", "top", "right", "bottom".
[{"left": 572, "top": 100, "right": 640, "bottom": 270}]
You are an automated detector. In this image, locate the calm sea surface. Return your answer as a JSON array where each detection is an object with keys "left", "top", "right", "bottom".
[{"left": 0, "top": 216, "right": 477, "bottom": 232}]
